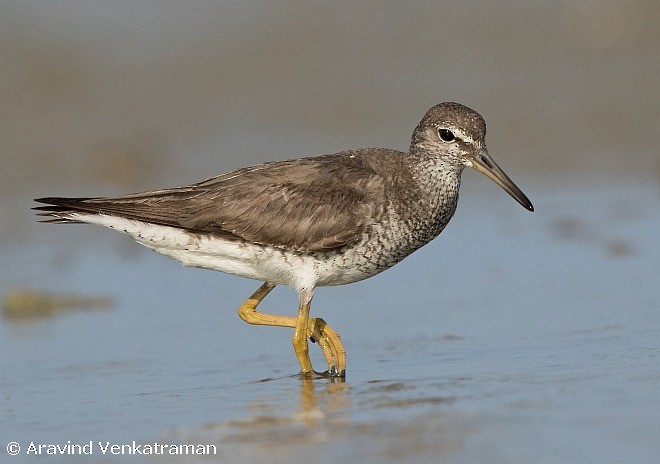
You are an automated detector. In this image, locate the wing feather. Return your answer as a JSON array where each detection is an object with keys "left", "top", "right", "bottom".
[{"left": 35, "top": 151, "right": 394, "bottom": 252}]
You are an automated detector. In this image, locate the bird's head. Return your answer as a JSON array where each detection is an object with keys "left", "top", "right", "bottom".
[{"left": 410, "top": 102, "right": 533, "bottom": 212}]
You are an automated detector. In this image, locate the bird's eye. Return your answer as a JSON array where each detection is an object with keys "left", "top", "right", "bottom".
[{"left": 438, "top": 129, "right": 455, "bottom": 142}]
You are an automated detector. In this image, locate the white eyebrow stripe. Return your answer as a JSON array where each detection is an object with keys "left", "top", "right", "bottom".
[{"left": 453, "top": 127, "right": 474, "bottom": 144}]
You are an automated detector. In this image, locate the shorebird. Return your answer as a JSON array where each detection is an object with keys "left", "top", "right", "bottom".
[{"left": 35, "top": 102, "right": 533, "bottom": 378}]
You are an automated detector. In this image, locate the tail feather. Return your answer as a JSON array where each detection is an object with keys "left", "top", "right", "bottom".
[
  {"left": 33, "top": 197, "right": 97, "bottom": 223},
  {"left": 33, "top": 195, "right": 187, "bottom": 228}
]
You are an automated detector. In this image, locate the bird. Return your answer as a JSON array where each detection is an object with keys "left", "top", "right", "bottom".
[{"left": 35, "top": 102, "right": 533, "bottom": 379}]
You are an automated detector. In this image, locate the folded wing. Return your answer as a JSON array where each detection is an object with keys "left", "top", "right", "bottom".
[{"left": 35, "top": 154, "right": 387, "bottom": 252}]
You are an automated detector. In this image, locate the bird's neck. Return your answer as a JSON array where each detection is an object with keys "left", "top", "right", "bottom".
[
  {"left": 406, "top": 154, "right": 464, "bottom": 238},
  {"left": 409, "top": 154, "right": 464, "bottom": 203}
]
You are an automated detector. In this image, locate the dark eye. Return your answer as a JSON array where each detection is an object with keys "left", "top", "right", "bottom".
[{"left": 438, "top": 129, "right": 455, "bottom": 142}]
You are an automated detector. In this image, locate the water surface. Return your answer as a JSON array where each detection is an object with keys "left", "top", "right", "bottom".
[{"left": 2, "top": 181, "right": 658, "bottom": 463}]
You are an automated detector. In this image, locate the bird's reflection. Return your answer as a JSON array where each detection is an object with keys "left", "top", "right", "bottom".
[
  {"left": 297, "top": 377, "right": 350, "bottom": 426},
  {"left": 185, "top": 375, "right": 352, "bottom": 456}
]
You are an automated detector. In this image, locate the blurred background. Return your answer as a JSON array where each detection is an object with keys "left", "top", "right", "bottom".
[
  {"left": 2, "top": 0, "right": 657, "bottom": 239},
  {"left": 1, "top": 1, "right": 658, "bottom": 463}
]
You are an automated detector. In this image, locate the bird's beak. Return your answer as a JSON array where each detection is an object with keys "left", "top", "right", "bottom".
[{"left": 466, "top": 149, "right": 534, "bottom": 211}]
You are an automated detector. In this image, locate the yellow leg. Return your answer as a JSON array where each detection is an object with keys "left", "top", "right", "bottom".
[
  {"left": 292, "top": 289, "right": 313, "bottom": 375},
  {"left": 237, "top": 282, "right": 346, "bottom": 377}
]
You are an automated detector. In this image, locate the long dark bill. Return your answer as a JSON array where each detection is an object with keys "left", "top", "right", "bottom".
[{"left": 467, "top": 149, "right": 534, "bottom": 212}]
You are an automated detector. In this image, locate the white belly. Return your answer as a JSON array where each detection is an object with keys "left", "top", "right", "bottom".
[{"left": 68, "top": 213, "right": 374, "bottom": 291}]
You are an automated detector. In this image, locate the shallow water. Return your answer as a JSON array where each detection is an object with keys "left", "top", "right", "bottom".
[{"left": 2, "top": 180, "right": 658, "bottom": 463}]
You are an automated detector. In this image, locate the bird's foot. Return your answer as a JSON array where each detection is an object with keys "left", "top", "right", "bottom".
[
  {"left": 298, "top": 367, "right": 346, "bottom": 382},
  {"left": 297, "top": 370, "right": 337, "bottom": 380},
  {"left": 327, "top": 365, "right": 346, "bottom": 379},
  {"left": 307, "top": 317, "right": 347, "bottom": 376}
]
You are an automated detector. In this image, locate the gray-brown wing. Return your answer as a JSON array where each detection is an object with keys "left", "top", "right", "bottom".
[
  {"left": 178, "top": 156, "right": 386, "bottom": 251},
  {"left": 35, "top": 154, "right": 387, "bottom": 252}
]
